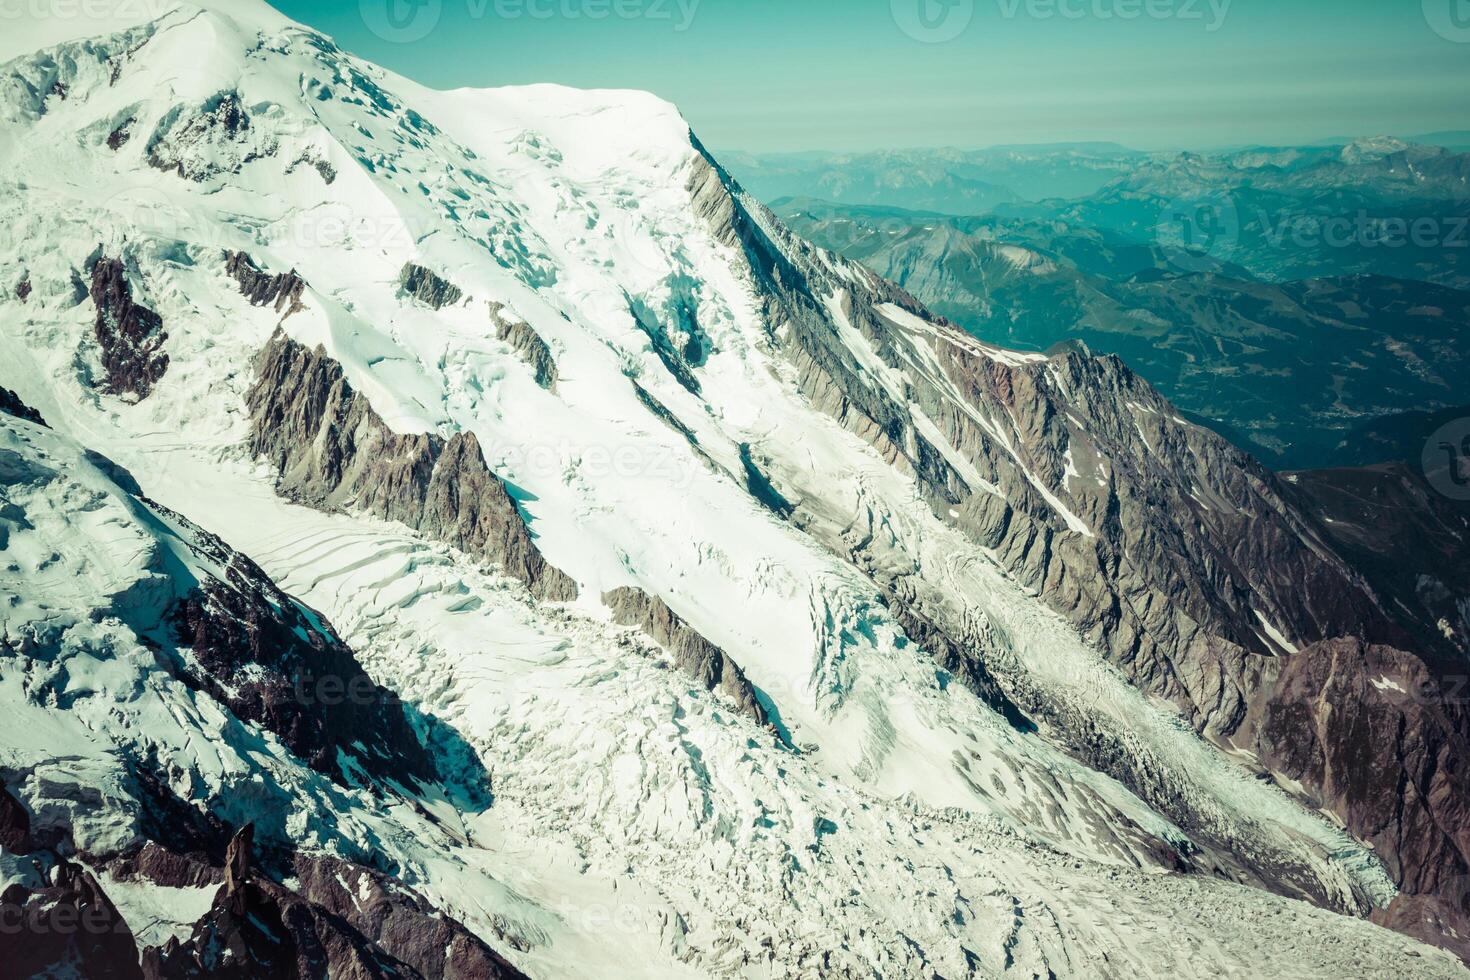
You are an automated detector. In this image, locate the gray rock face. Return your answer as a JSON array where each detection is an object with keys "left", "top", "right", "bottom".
[
  {"left": 90, "top": 255, "right": 168, "bottom": 400},
  {"left": 1291, "top": 463, "right": 1470, "bottom": 660},
  {"left": 397, "top": 262, "right": 463, "bottom": 310},
  {"left": 602, "top": 586, "right": 770, "bottom": 729},
  {"left": 247, "top": 331, "right": 577, "bottom": 602},
  {"left": 225, "top": 250, "right": 306, "bottom": 319},
  {"left": 687, "top": 142, "right": 1470, "bottom": 944},
  {"left": 490, "top": 301, "right": 557, "bottom": 391}
]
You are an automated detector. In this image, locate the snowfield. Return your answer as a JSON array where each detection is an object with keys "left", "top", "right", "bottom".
[{"left": 0, "top": 1, "right": 1463, "bottom": 977}]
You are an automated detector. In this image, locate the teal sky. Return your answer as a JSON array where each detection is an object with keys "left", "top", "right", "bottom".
[{"left": 270, "top": 0, "right": 1470, "bottom": 152}]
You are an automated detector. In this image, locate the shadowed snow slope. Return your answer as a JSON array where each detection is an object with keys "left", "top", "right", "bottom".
[{"left": 1, "top": 2, "right": 1467, "bottom": 977}]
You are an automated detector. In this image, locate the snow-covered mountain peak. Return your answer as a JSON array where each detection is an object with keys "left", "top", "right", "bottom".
[{"left": 2, "top": 4, "right": 1469, "bottom": 976}]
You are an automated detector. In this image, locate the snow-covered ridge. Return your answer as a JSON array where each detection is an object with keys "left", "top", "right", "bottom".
[{"left": 0, "top": 3, "right": 1464, "bottom": 976}]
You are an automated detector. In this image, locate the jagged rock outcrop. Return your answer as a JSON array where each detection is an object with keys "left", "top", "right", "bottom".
[
  {"left": 225, "top": 250, "right": 306, "bottom": 318},
  {"left": 281, "top": 847, "right": 529, "bottom": 978},
  {"left": 107, "top": 115, "right": 133, "bottom": 150},
  {"left": 142, "top": 826, "right": 529, "bottom": 980},
  {"left": 286, "top": 149, "right": 336, "bottom": 184},
  {"left": 603, "top": 586, "right": 769, "bottom": 728},
  {"left": 0, "top": 782, "right": 144, "bottom": 980},
  {"left": 0, "top": 386, "right": 45, "bottom": 426},
  {"left": 14, "top": 275, "right": 29, "bottom": 301},
  {"left": 490, "top": 301, "right": 557, "bottom": 390},
  {"left": 247, "top": 331, "right": 577, "bottom": 601},
  {"left": 165, "top": 525, "right": 443, "bottom": 785},
  {"left": 90, "top": 255, "right": 169, "bottom": 399},
  {"left": 398, "top": 262, "right": 463, "bottom": 310},
  {"left": 146, "top": 91, "right": 277, "bottom": 182},
  {"left": 0, "top": 860, "right": 145, "bottom": 979}
]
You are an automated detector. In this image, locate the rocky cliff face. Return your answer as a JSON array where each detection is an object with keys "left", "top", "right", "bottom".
[
  {"left": 90, "top": 255, "right": 169, "bottom": 400},
  {"left": 247, "top": 331, "right": 577, "bottom": 601},
  {"left": 0, "top": 419, "right": 525, "bottom": 979},
  {"left": 0, "top": 780, "right": 144, "bottom": 980},
  {"left": 691, "top": 145, "right": 1470, "bottom": 933},
  {"left": 397, "top": 262, "right": 463, "bottom": 310},
  {"left": 490, "top": 301, "right": 558, "bottom": 391},
  {"left": 603, "top": 586, "right": 770, "bottom": 729},
  {"left": 225, "top": 250, "right": 306, "bottom": 319}
]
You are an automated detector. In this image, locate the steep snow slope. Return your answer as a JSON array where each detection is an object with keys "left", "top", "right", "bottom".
[{"left": 0, "top": 2, "right": 1465, "bottom": 976}]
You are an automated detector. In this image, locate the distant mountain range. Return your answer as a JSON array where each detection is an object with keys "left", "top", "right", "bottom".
[
  {"left": 771, "top": 135, "right": 1470, "bottom": 468},
  {"left": 724, "top": 135, "right": 1470, "bottom": 213},
  {"left": 718, "top": 143, "right": 1148, "bottom": 212}
]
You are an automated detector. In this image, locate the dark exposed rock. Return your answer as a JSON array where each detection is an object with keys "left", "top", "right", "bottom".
[
  {"left": 398, "top": 262, "right": 463, "bottom": 310},
  {"left": 225, "top": 250, "right": 306, "bottom": 319},
  {"left": 1290, "top": 463, "right": 1470, "bottom": 660},
  {"left": 14, "top": 276, "right": 29, "bottom": 302},
  {"left": 0, "top": 778, "right": 33, "bottom": 853},
  {"left": 282, "top": 848, "right": 529, "bottom": 978},
  {"left": 107, "top": 842, "right": 225, "bottom": 892},
  {"left": 108, "top": 116, "right": 134, "bottom": 150},
  {"left": 90, "top": 255, "right": 169, "bottom": 400},
  {"left": 167, "top": 567, "right": 440, "bottom": 787},
  {"left": 247, "top": 331, "right": 577, "bottom": 601},
  {"left": 146, "top": 91, "right": 277, "bottom": 182},
  {"left": 1249, "top": 639, "right": 1470, "bottom": 928},
  {"left": 630, "top": 299, "right": 701, "bottom": 396},
  {"left": 738, "top": 443, "right": 794, "bottom": 520},
  {"left": 141, "top": 826, "right": 530, "bottom": 980},
  {"left": 286, "top": 149, "right": 337, "bottom": 184},
  {"left": 490, "top": 301, "right": 557, "bottom": 390},
  {"left": 116, "top": 489, "right": 444, "bottom": 788},
  {"left": 0, "top": 859, "right": 144, "bottom": 980},
  {"left": 0, "top": 386, "right": 46, "bottom": 427},
  {"left": 603, "top": 586, "right": 770, "bottom": 729}
]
